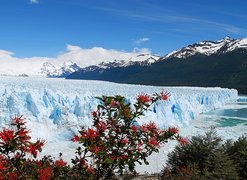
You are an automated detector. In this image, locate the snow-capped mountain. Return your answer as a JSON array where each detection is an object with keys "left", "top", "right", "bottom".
[
  {"left": 67, "top": 37, "right": 247, "bottom": 94},
  {"left": 40, "top": 61, "right": 81, "bottom": 77},
  {"left": 70, "top": 37, "right": 247, "bottom": 74},
  {"left": 82, "top": 54, "right": 160, "bottom": 72},
  {"left": 163, "top": 37, "right": 247, "bottom": 59},
  {"left": 40, "top": 54, "right": 159, "bottom": 77}
]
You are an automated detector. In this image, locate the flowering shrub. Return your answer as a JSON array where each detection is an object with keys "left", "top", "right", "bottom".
[
  {"left": 0, "top": 116, "right": 46, "bottom": 178},
  {"left": 0, "top": 92, "right": 186, "bottom": 179},
  {"left": 72, "top": 91, "right": 185, "bottom": 179},
  {"left": 0, "top": 117, "right": 84, "bottom": 179}
]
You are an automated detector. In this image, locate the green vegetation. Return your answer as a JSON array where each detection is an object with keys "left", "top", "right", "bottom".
[{"left": 162, "top": 130, "right": 247, "bottom": 179}]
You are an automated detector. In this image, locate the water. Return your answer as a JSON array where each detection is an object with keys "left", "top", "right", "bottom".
[{"left": 186, "top": 96, "right": 247, "bottom": 140}]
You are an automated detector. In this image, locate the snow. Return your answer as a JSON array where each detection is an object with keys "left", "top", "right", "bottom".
[
  {"left": 40, "top": 61, "right": 81, "bottom": 77},
  {"left": 129, "top": 54, "right": 160, "bottom": 62},
  {"left": 164, "top": 40, "right": 225, "bottom": 59},
  {"left": 227, "top": 38, "right": 247, "bottom": 52},
  {"left": 0, "top": 77, "right": 239, "bottom": 173},
  {"left": 164, "top": 37, "right": 247, "bottom": 59},
  {"left": 95, "top": 54, "right": 160, "bottom": 69}
]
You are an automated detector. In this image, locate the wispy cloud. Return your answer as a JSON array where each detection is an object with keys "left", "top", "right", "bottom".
[
  {"left": 30, "top": 0, "right": 39, "bottom": 4},
  {"left": 135, "top": 37, "right": 150, "bottom": 44},
  {"left": 96, "top": 6, "right": 247, "bottom": 35}
]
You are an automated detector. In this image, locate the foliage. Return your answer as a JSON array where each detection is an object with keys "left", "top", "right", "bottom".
[
  {"left": 224, "top": 136, "right": 247, "bottom": 179},
  {"left": 0, "top": 92, "right": 185, "bottom": 179},
  {"left": 163, "top": 130, "right": 240, "bottom": 179},
  {"left": 0, "top": 116, "right": 46, "bottom": 179},
  {"left": 0, "top": 117, "right": 95, "bottom": 179},
  {"left": 71, "top": 91, "right": 185, "bottom": 179}
]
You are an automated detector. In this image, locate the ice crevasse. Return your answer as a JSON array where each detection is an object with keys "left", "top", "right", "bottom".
[{"left": 0, "top": 77, "right": 238, "bottom": 142}]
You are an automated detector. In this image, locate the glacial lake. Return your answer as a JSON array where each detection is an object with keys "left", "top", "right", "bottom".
[{"left": 187, "top": 95, "right": 247, "bottom": 140}]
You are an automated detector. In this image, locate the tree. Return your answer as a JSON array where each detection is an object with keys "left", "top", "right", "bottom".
[
  {"left": 164, "top": 130, "right": 239, "bottom": 179},
  {"left": 224, "top": 136, "right": 247, "bottom": 179}
]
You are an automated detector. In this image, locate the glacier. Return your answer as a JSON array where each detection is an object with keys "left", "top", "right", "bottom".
[
  {"left": 0, "top": 76, "right": 237, "bottom": 132},
  {"left": 0, "top": 76, "right": 240, "bottom": 173}
]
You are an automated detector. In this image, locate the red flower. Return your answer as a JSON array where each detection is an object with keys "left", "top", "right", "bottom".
[
  {"left": 178, "top": 137, "right": 188, "bottom": 145},
  {"left": 27, "top": 144, "right": 38, "bottom": 157},
  {"left": 25, "top": 140, "right": 45, "bottom": 157},
  {"left": 137, "top": 146, "right": 142, "bottom": 152},
  {"left": 0, "top": 129, "right": 14, "bottom": 143},
  {"left": 7, "top": 172, "right": 18, "bottom": 180},
  {"left": 121, "top": 138, "right": 128, "bottom": 144},
  {"left": 160, "top": 91, "right": 170, "bottom": 101},
  {"left": 14, "top": 152, "right": 21, "bottom": 159},
  {"left": 11, "top": 116, "right": 25, "bottom": 125},
  {"left": 120, "top": 154, "right": 128, "bottom": 159},
  {"left": 38, "top": 167, "right": 52, "bottom": 180},
  {"left": 87, "top": 165, "right": 94, "bottom": 174},
  {"left": 108, "top": 155, "right": 116, "bottom": 161},
  {"left": 18, "top": 128, "right": 30, "bottom": 137},
  {"left": 131, "top": 125, "right": 138, "bottom": 132},
  {"left": 97, "top": 122, "right": 107, "bottom": 131},
  {"left": 137, "top": 94, "right": 151, "bottom": 103},
  {"left": 147, "top": 122, "right": 157, "bottom": 130},
  {"left": 36, "top": 139, "right": 45, "bottom": 149},
  {"left": 18, "top": 129, "right": 31, "bottom": 142},
  {"left": 149, "top": 137, "right": 160, "bottom": 148},
  {"left": 55, "top": 159, "right": 67, "bottom": 167},
  {"left": 90, "top": 146, "right": 101, "bottom": 154},
  {"left": 85, "top": 128, "right": 98, "bottom": 139},
  {"left": 91, "top": 111, "right": 97, "bottom": 117},
  {"left": 34, "top": 160, "right": 42, "bottom": 167},
  {"left": 168, "top": 127, "right": 179, "bottom": 134},
  {"left": 140, "top": 125, "right": 148, "bottom": 132},
  {"left": 110, "top": 99, "right": 118, "bottom": 107},
  {"left": 0, "top": 161, "right": 5, "bottom": 171},
  {"left": 141, "top": 122, "right": 158, "bottom": 132},
  {"left": 71, "top": 135, "right": 80, "bottom": 142}
]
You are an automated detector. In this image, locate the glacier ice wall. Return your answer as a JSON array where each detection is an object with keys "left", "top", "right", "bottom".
[{"left": 0, "top": 77, "right": 238, "bottom": 142}]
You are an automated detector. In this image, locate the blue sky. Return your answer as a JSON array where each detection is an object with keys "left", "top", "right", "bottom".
[{"left": 0, "top": 0, "right": 247, "bottom": 58}]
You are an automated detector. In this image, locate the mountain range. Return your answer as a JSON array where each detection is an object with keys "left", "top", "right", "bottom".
[
  {"left": 40, "top": 61, "right": 81, "bottom": 77},
  {"left": 66, "top": 37, "right": 247, "bottom": 94}
]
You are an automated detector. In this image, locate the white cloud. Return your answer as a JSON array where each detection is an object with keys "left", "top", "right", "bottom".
[
  {"left": 135, "top": 37, "right": 150, "bottom": 44},
  {"left": 57, "top": 45, "right": 151, "bottom": 67},
  {"left": 0, "top": 50, "right": 15, "bottom": 59},
  {"left": 0, "top": 46, "right": 151, "bottom": 75},
  {"left": 30, "top": 0, "right": 39, "bottom": 4},
  {"left": 0, "top": 51, "right": 53, "bottom": 76}
]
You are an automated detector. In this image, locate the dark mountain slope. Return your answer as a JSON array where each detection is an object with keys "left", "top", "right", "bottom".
[
  {"left": 67, "top": 49, "right": 247, "bottom": 94},
  {"left": 124, "top": 49, "right": 247, "bottom": 93}
]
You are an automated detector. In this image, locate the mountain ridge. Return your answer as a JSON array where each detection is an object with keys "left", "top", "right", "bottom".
[
  {"left": 163, "top": 37, "right": 247, "bottom": 59},
  {"left": 40, "top": 61, "right": 81, "bottom": 77},
  {"left": 67, "top": 37, "right": 247, "bottom": 94}
]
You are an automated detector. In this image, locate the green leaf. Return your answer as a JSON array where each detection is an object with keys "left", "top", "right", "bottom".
[
  {"left": 105, "top": 158, "right": 114, "bottom": 164},
  {"left": 9, "top": 140, "right": 17, "bottom": 148}
]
